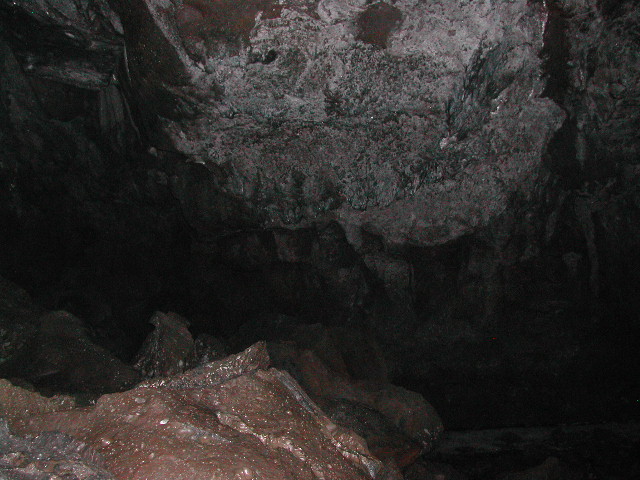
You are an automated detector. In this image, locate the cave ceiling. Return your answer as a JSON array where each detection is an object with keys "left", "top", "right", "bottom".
[{"left": 2, "top": 0, "right": 570, "bottom": 247}]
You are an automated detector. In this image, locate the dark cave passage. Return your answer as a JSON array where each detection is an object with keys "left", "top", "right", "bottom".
[{"left": 1, "top": 0, "right": 640, "bottom": 479}]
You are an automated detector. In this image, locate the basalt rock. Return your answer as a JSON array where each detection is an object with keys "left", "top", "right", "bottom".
[
  {"left": 0, "top": 0, "right": 123, "bottom": 90},
  {"left": 108, "top": 0, "right": 562, "bottom": 246},
  {"left": 0, "top": 308, "right": 140, "bottom": 395},
  {"left": 1, "top": 0, "right": 639, "bottom": 445},
  {"left": 0, "top": 419, "right": 116, "bottom": 480},
  {"left": 8, "top": 343, "right": 393, "bottom": 480},
  {"left": 1, "top": 276, "right": 139, "bottom": 396},
  {"left": 0, "top": 379, "right": 75, "bottom": 425},
  {"left": 267, "top": 329, "right": 443, "bottom": 466},
  {"left": 133, "top": 311, "right": 196, "bottom": 378}
]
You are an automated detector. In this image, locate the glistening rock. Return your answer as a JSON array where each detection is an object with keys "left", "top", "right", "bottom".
[{"left": 8, "top": 343, "right": 393, "bottom": 480}]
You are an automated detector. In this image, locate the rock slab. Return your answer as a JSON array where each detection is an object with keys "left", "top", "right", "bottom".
[{"left": 7, "top": 343, "right": 389, "bottom": 480}]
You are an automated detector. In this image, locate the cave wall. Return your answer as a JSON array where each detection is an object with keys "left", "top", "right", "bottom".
[{"left": 1, "top": 0, "right": 639, "bottom": 428}]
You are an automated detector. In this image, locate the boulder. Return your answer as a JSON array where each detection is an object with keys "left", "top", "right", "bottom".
[
  {"left": 7, "top": 342, "right": 392, "bottom": 480},
  {"left": 133, "top": 311, "right": 196, "bottom": 378},
  {"left": 0, "top": 277, "right": 140, "bottom": 395},
  {"left": 268, "top": 326, "right": 443, "bottom": 468},
  {"left": 6, "top": 311, "right": 140, "bottom": 394},
  {"left": 295, "top": 349, "right": 444, "bottom": 450}
]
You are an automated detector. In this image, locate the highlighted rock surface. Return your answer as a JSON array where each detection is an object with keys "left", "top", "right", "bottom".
[{"left": 5, "top": 343, "right": 391, "bottom": 480}]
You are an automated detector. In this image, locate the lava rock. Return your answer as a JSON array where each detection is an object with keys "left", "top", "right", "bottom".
[
  {"left": 0, "top": 379, "right": 75, "bottom": 425},
  {"left": 268, "top": 328, "right": 443, "bottom": 465},
  {"left": 0, "top": 0, "right": 124, "bottom": 90},
  {"left": 133, "top": 311, "right": 196, "bottom": 379},
  {"left": 0, "top": 310, "right": 140, "bottom": 395},
  {"left": 0, "top": 419, "right": 115, "bottom": 480},
  {"left": 295, "top": 349, "right": 444, "bottom": 450},
  {"left": 116, "top": 0, "right": 563, "bottom": 246},
  {"left": 8, "top": 342, "right": 392, "bottom": 480}
]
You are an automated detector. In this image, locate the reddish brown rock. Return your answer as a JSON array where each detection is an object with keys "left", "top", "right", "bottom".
[
  {"left": 295, "top": 349, "right": 443, "bottom": 450},
  {"left": 8, "top": 343, "right": 387, "bottom": 480},
  {"left": 0, "top": 379, "right": 75, "bottom": 424},
  {"left": 268, "top": 333, "right": 442, "bottom": 469},
  {"left": 140, "top": 340, "right": 270, "bottom": 389},
  {"left": 318, "top": 397, "right": 422, "bottom": 469}
]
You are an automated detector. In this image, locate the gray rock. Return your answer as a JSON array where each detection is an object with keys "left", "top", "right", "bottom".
[
  {"left": 118, "top": 0, "right": 564, "bottom": 246},
  {"left": 133, "top": 311, "right": 195, "bottom": 378},
  {"left": 0, "top": 418, "right": 115, "bottom": 480},
  {"left": 0, "top": 0, "right": 123, "bottom": 89}
]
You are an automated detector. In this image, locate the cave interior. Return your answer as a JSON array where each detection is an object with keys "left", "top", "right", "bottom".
[{"left": 0, "top": 0, "right": 639, "bottom": 479}]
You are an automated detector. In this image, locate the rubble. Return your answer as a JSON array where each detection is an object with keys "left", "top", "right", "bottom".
[{"left": 5, "top": 343, "right": 393, "bottom": 480}]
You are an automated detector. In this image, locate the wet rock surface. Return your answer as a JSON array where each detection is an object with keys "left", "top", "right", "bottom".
[
  {"left": 6, "top": 343, "right": 391, "bottom": 480},
  {"left": 1, "top": 0, "right": 640, "bottom": 479}
]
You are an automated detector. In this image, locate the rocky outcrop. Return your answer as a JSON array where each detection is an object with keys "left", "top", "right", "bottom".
[
  {"left": 5, "top": 343, "right": 394, "bottom": 480},
  {"left": 106, "top": 0, "right": 563, "bottom": 246}
]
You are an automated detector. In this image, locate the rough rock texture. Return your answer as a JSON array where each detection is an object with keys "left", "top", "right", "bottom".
[
  {"left": 265, "top": 326, "right": 443, "bottom": 466},
  {"left": 0, "top": 0, "right": 185, "bottom": 354},
  {"left": 0, "top": 0, "right": 123, "bottom": 90},
  {"left": 1, "top": 0, "right": 639, "bottom": 437},
  {"left": 0, "top": 420, "right": 116, "bottom": 480},
  {"left": 111, "top": 0, "right": 563, "bottom": 245},
  {"left": 8, "top": 343, "right": 392, "bottom": 480},
  {"left": 0, "top": 379, "right": 75, "bottom": 424},
  {"left": 133, "top": 311, "right": 196, "bottom": 378},
  {"left": 294, "top": 349, "right": 443, "bottom": 449},
  {"left": 133, "top": 320, "right": 228, "bottom": 378}
]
